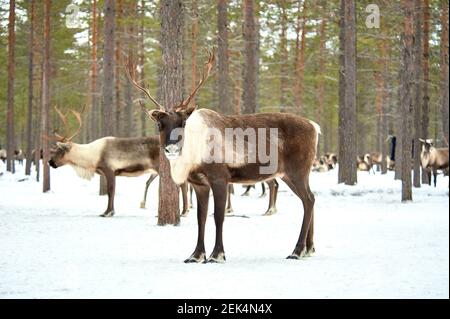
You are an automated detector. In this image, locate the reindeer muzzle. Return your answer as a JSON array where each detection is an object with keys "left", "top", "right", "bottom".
[
  {"left": 164, "top": 144, "right": 181, "bottom": 160},
  {"left": 48, "top": 159, "right": 58, "bottom": 169}
]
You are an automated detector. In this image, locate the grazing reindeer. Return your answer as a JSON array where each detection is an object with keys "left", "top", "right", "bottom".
[
  {"left": 48, "top": 106, "right": 189, "bottom": 217},
  {"left": 419, "top": 139, "right": 449, "bottom": 187},
  {"left": 357, "top": 155, "right": 371, "bottom": 171},
  {"left": 128, "top": 51, "right": 319, "bottom": 262}
]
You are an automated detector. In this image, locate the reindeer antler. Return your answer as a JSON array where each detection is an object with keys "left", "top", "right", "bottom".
[
  {"left": 54, "top": 106, "right": 70, "bottom": 141},
  {"left": 125, "top": 57, "right": 164, "bottom": 110},
  {"left": 53, "top": 105, "right": 86, "bottom": 142},
  {"left": 176, "top": 49, "right": 216, "bottom": 112}
]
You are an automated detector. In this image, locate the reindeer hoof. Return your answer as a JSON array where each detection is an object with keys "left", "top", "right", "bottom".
[
  {"left": 181, "top": 211, "right": 189, "bottom": 217},
  {"left": 263, "top": 207, "right": 277, "bottom": 216},
  {"left": 205, "top": 252, "right": 226, "bottom": 263},
  {"left": 184, "top": 253, "right": 206, "bottom": 263},
  {"left": 286, "top": 247, "right": 307, "bottom": 260},
  {"left": 140, "top": 202, "right": 146, "bottom": 209},
  {"left": 225, "top": 207, "right": 233, "bottom": 215},
  {"left": 306, "top": 246, "right": 315, "bottom": 257},
  {"left": 100, "top": 211, "right": 115, "bottom": 217}
]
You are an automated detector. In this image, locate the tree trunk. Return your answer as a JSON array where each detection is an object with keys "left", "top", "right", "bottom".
[
  {"left": 338, "top": 0, "right": 357, "bottom": 185},
  {"left": 100, "top": 0, "right": 116, "bottom": 196},
  {"left": 242, "top": 0, "right": 259, "bottom": 114},
  {"left": 413, "top": 0, "right": 423, "bottom": 188},
  {"left": 401, "top": 0, "right": 414, "bottom": 201},
  {"left": 158, "top": 0, "right": 183, "bottom": 226},
  {"left": 279, "top": 0, "right": 288, "bottom": 112},
  {"left": 380, "top": 39, "right": 389, "bottom": 175},
  {"left": 421, "top": 0, "right": 430, "bottom": 184},
  {"left": 102, "top": 0, "right": 115, "bottom": 137},
  {"left": 395, "top": 66, "right": 404, "bottom": 181},
  {"left": 6, "top": 0, "right": 16, "bottom": 173},
  {"left": 440, "top": 0, "right": 449, "bottom": 146},
  {"left": 124, "top": 1, "right": 136, "bottom": 137},
  {"left": 317, "top": 3, "right": 327, "bottom": 154},
  {"left": 90, "top": 0, "right": 98, "bottom": 140},
  {"left": 115, "top": 0, "right": 123, "bottom": 136},
  {"left": 217, "top": 0, "right": 231, "bottom": 114},
  {"left": 41, "top": 0, "right": 51, "bottom": 192},
  {"left": 294, "top": 0, "right": 307, "bottom": 114},
  {"left": 190, "top": 0, "right": 198, "bottom": 111},
  {"left": 25, "top": 0, "right": 36, "bottom": 176},
  {"left": 139, "top": 0, "right": 146, "bottom": 136}
]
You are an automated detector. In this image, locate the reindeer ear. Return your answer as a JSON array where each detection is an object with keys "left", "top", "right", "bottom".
[
  {"left": 56, "top": 142, "right": 71, "bottom": 151},
  {"left": 186, "top": 104, "right": 197, "bottom": 116},
  {"left": 148, "top": 109, "right": 168, "bottom": 122}
]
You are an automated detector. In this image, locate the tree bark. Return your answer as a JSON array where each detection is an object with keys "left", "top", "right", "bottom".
[
  {"left": 242, "top": 0, "right": 259, "bottom": 114},
  {"left": 413, "top": 0, "right": 423, "bottom": 188},
  {"left": 100, "top": 0, "right": 116, "bottom": 196},
  {"left": 124, "top": 1, "right": 136, "bottom": 137},
  {"left": 421, "top": 0, "right": 430, "bottom": 184},
  {"left": 279, "top": 0, "right": 288, "bottom": 112},
  {"left": 90, "top": 0, "right": 99, "bottom": 140},
  {"left": 115, "top": 0, "right": 123, "bottom": 136},
  {"left": 25, "top": 0, "right": 36, "bottom": 176},
  {"left": 294, "top": 0, "right": 307, "bottom": 114},
  {"left": 338, "top": 0, "right": 357, "bottom": 185},
  {"left": 139, "top": 0, "right": 146, "bottom": 136},
  {"left": 380, "top": 36, "right": 389, "bottom": 174},
  {"left": 401, "top": 0, "right": 414, "bottom": 201},
  {"left": 158, "top": 0, "right": 183, "bottom": 226},
  {"left": 102, "top": 0, "right": 115, "bottom": 137},
  {"left": 217, "top": 0, "right": 231, "bottom": 114},
  {"left": 317, "top": 3, "right": 327, "bottom": 154},
  {"left": 41, "top": 0, "right": 51, "bottom": 192},
  {"left": 440, "top": 0, "right": 449, "bottom": 146},
  {"left": 6, "top": 0, "right": 16, "bottom": 173},
  {"left": 190, "top": 0, "right": 198, "bottom": 111}
]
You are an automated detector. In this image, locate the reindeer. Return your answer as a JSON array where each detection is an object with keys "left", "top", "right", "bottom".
[
  {"left": 0, "top": 148, "right": 6, "bottom": 163},
  {"left": 419, "top": 139, "right": 449, "bottom": 187},
  {"left": 14, "top": 149, "right": 24, "bottom": 165},
  {"left": 357, "top": 154, "right": 371, "bottom": 171},
  {"left": 239, "top": 180, "right": 279, "bottom": 215},
  {"left": 48, "top": 106, "right": 189, "bottom": 217},
  {"left": 128, "top": 51, "right": 319, "bottom": 262}
]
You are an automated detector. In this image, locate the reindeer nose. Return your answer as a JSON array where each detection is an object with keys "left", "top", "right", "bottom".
[{"left": 164, "top": 144, "right": 180, "bottom": 159}]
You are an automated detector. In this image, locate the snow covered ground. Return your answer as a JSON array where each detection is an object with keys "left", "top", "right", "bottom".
[{"left": 0, "top": 161, "right": 448, "bottom": 299}]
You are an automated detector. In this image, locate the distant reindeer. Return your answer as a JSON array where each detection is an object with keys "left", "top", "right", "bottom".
[
  {"left": 419, "top": 139, "right": 449, "bottom": 187},
  {"left": 48, "top": 106, "right": 189, "bottom": 217},
  {"left": 128, "top": 51, "right": 320, "bottom": 262},
  {"left": 0, "top": 148, "right": 6, "bottom": 163},
  {"left": 357, "top": 155, "right": 371, "bottom": 171},
  {"left": 14, "top": 149, "right": 24, "bottom": 165},
  {"left": 239, "top": 180, "right": 279, "bottom": 215}
]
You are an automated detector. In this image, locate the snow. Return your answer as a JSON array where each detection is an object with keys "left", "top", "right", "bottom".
[{"left": 0, "top": 161, "right": 448, "bottom": 299}]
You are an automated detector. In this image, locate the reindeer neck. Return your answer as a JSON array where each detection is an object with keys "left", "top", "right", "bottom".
[{"left": 67, "top": 140, "right": 105, "bottom": 169}]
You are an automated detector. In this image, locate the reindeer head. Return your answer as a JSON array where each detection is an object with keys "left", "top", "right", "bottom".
[
  {"left": 48, "top": 106, "right": 84, "bottom": 169},
  {"left": 419, "top": 138, "right": 434, "bottom": 153},
  {"left": 127, "top": 50, "right": 215, "bottom": 160}
]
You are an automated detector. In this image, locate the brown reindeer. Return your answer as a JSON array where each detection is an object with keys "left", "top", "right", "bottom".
[
  {"left": 48, "top": 106, "right": 189, "bottom": 217},
  {"left": 128, "top": 51, "right": 319, "bottom": 262},
  {"left": 419, "top": 139, "right": 449, "bottom": 187}
]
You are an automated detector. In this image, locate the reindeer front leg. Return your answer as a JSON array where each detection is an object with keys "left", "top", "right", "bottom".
[
  {"left": 100, "top": 169, "right": 116, "bottom": 217},
  {"left": 207, "top": 180, "right": 228, "bottom": 263},
  {"left": 185, "top": 183, "right": 210, "bottom": 263}
]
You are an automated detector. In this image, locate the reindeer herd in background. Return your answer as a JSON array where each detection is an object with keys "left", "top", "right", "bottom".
[{"left": 0, "top": 51, "right": 448, "bottom": 262}]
